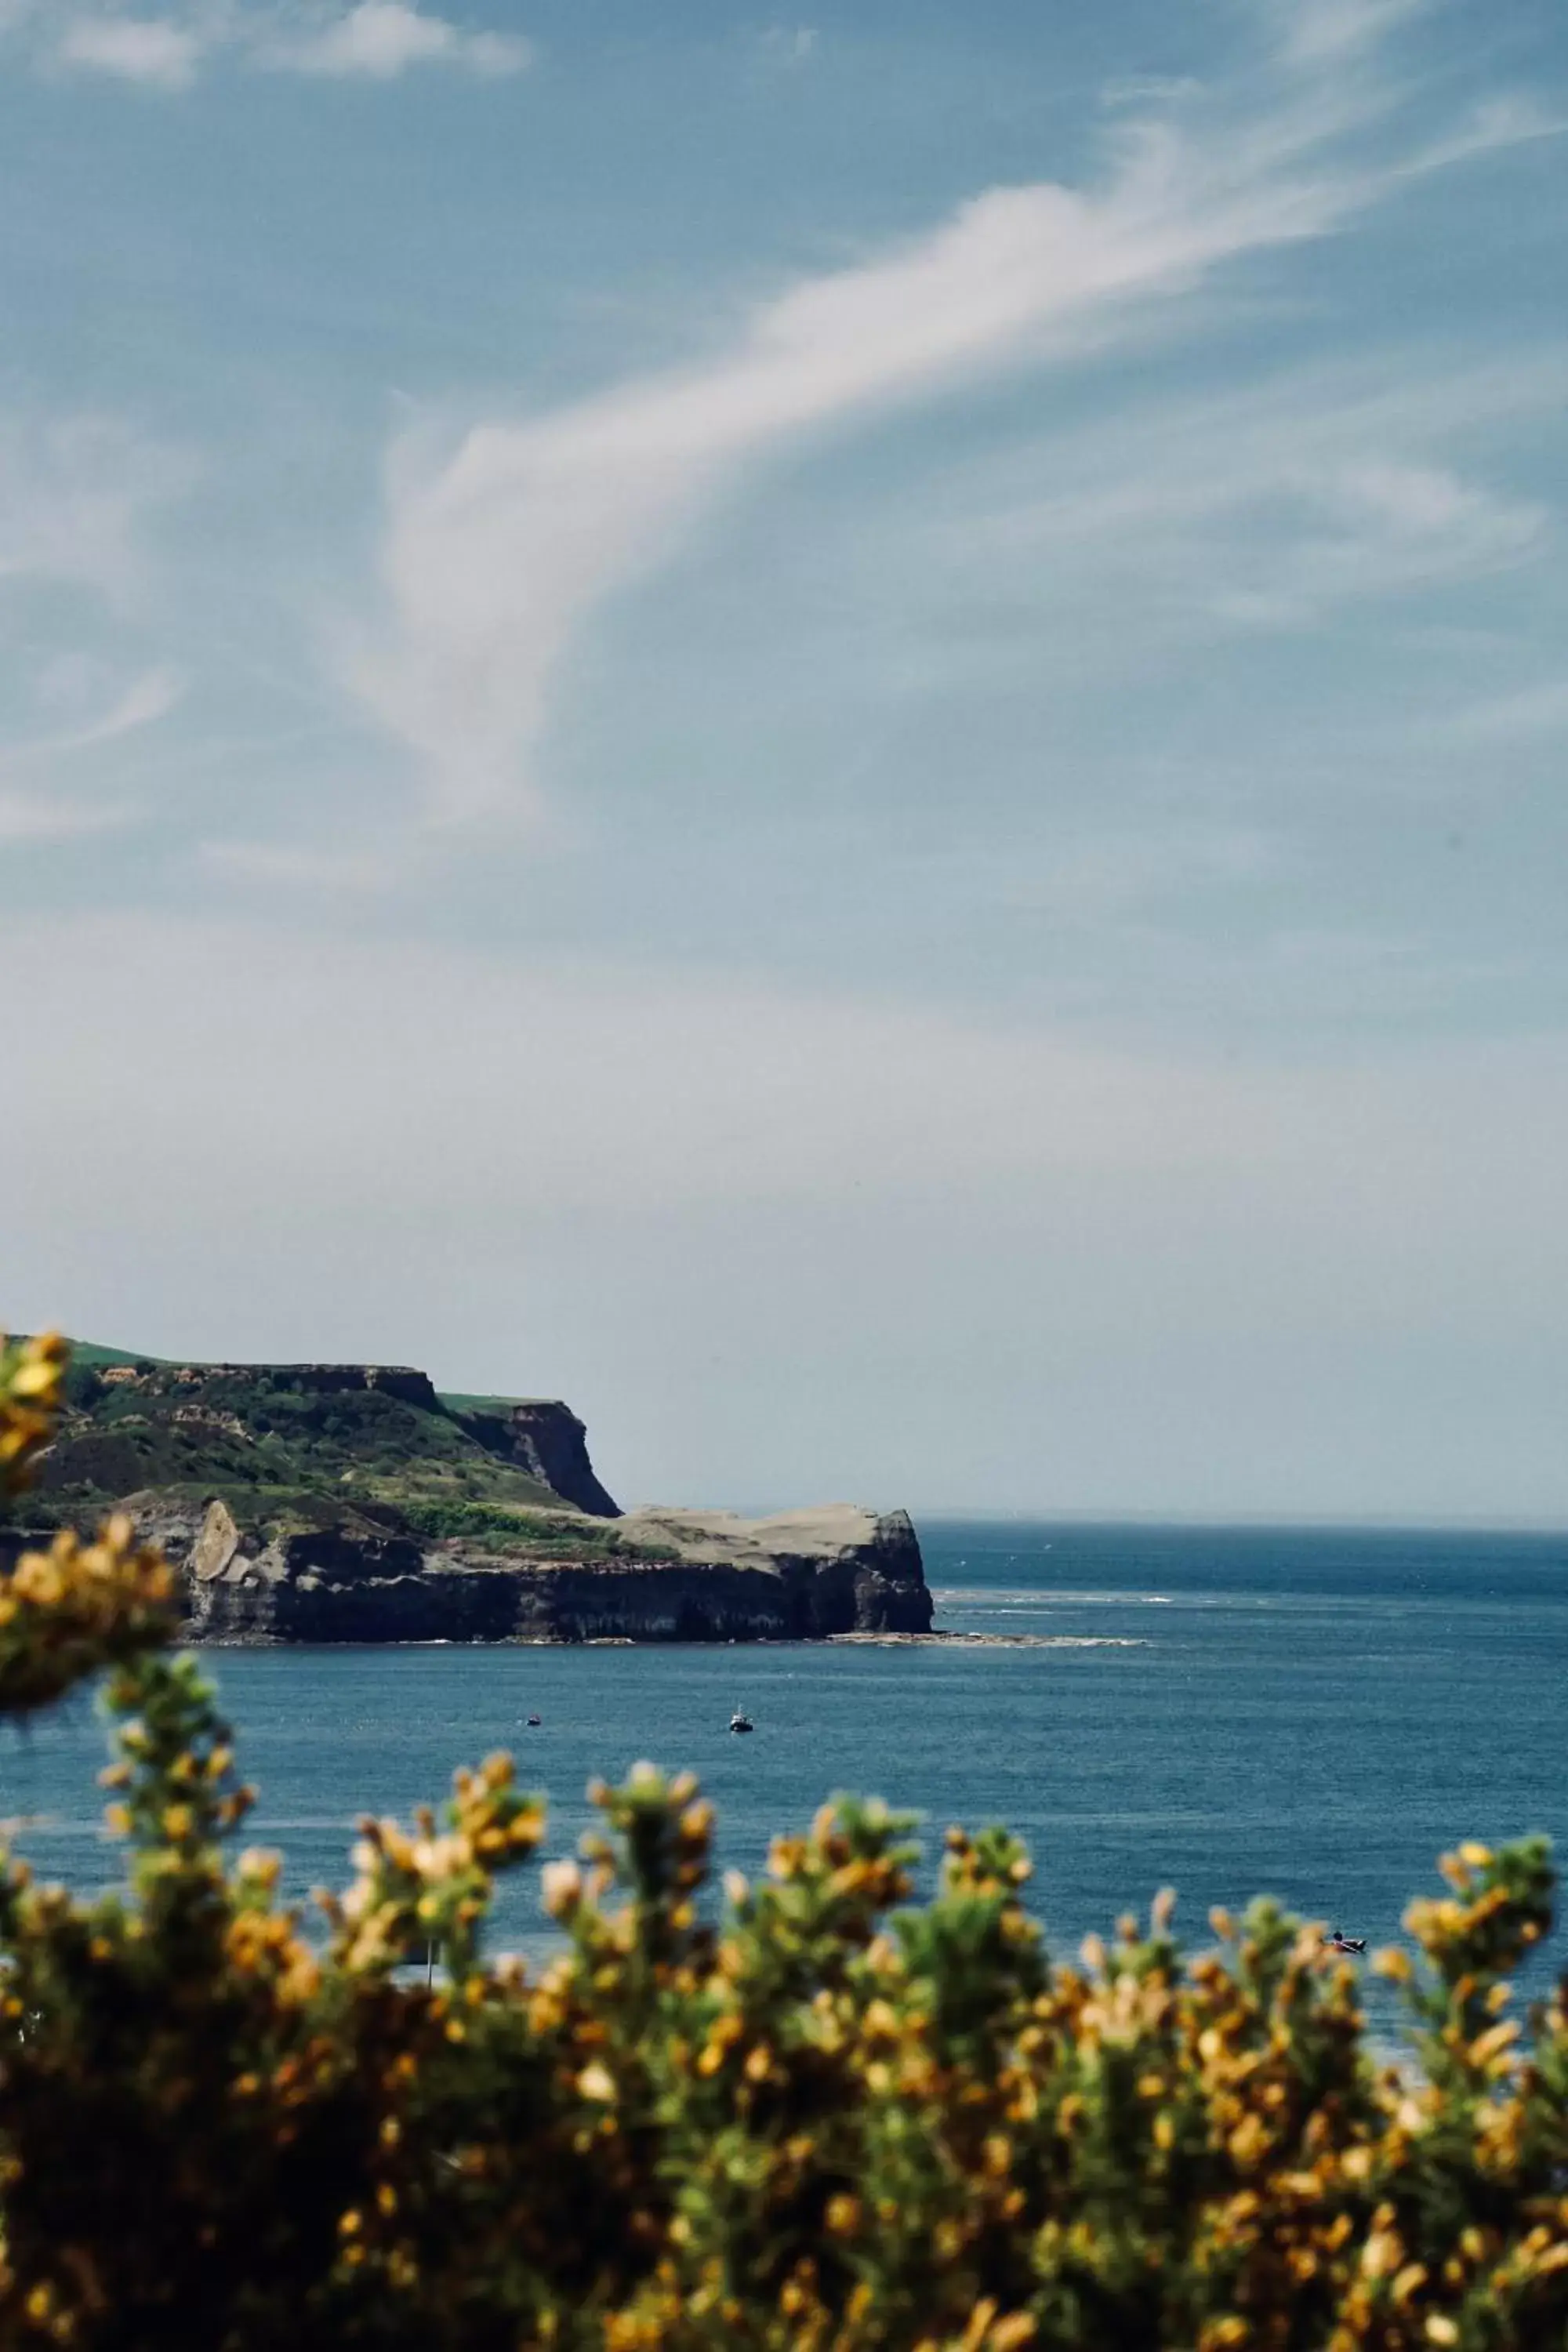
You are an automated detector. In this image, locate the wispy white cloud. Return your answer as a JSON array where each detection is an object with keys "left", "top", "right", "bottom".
[
  {"left": 0, "top": 670, "right": 179, "bottom": 845},
  {"left": 2, "top": 666, "right": 186, "bottom": 764},
  {"left": 938, "top": 353, "right": 1559, "bottom": 645},
  {"left": 256, "top": 2, "right": 528, "bottom": 78},
  {"left": 1396, "top": 91, "right": 1568, "bottom": 177},
  {"left": 1214, "top": 459, "right": 1543, "bottom": 623},
  {"left": 344, "top": 2, "right": 1553, "bottom": 827},
  {"left": 0, "top": 416, "right": 188, "bottom": 847},
  {"left": 1277, "top": 0, "right": 1427, "bottom": 67},
  {"left": 56, "top": 13, "right": 201, "bottom": 85},
  {"left": 1172, "top": 452, "right": 1544, "bottom": 630},
  {"left": 89, "top": 662, "right": 185, "bottom": 739},
  {"left": 27, "top": 2, "right": 529, "bottom": 86}
]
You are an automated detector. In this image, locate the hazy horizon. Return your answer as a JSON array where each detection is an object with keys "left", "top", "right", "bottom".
[{"left": 5, "top": 0, "right": 1566, "bottom": 1523}]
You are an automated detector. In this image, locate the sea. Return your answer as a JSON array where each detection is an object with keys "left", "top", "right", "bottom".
[{"left": 6, "top": 1519, "right": 1568, "bottom": 2041}]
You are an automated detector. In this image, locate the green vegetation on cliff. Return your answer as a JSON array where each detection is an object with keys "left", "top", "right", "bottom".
[
  {"left": 15, "top": 1342, "right": 621, "bottom": 1556},
  {"left": 394, "top": 1497, "right": 679, "bottom": 1560}
]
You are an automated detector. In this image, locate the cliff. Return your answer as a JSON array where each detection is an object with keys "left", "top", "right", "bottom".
[
  {"left": 444, "top": 1399, "right": 619, "bottom": 1518},
  {"left": 4, "top": 1343, "right": 931, "bottom": 1643},
  {"left": 156, "top": 1496, "right": 932, "bottom": 1644}
]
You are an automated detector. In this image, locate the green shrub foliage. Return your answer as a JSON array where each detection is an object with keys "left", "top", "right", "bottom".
[{"left": 3, "top": 1336, "right": 1568, "bottom": 2349}]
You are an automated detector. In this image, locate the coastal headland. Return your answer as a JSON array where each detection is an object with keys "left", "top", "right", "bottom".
[{"left": 2, "top": 1343, "right": 933, "bottom": 1642}]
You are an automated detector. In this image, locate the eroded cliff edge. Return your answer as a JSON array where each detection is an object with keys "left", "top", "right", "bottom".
[{"left": 3, "top": 1346, "right": 931, "bottom": 1642}]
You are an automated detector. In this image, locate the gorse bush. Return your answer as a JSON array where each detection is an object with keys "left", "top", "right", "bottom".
[{"left": 2, "top": 1335, "right": 1567, "bottom": 2350}]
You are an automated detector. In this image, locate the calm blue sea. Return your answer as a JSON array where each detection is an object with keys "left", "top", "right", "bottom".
[{"left": 6, "top": 1520, "right": 1567, "bottom": 2034}]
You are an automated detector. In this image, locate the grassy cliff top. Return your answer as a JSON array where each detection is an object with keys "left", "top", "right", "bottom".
[
  {"left": 53, "top": 1341, "right": 556, "bottom": 1422},
  {"left": 13, "top": 1341, "right": 614, "bottom": 1538}
]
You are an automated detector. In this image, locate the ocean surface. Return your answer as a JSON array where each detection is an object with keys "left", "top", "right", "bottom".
[{"left": 6, "top": 1520, "right": 1568, "bottom": 2037}]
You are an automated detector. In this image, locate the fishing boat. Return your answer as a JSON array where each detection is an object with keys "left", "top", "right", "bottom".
[{"left": 729, "top": 1708, "right": 754, "bottom": 1734}]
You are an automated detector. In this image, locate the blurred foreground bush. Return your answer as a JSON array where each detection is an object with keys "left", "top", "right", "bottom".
[{"left": 2, "top": 1334, "right": 1567, "bottom": 2350}]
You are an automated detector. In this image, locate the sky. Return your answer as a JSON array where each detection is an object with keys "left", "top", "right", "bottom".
[{"left": 2, "top": 0, "right": 1566, "bottom": 1521}]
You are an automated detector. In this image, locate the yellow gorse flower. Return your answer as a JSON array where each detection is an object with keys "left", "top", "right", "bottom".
[{"left": 0, "top": 1330, "right": 68, "bottom": 1481}]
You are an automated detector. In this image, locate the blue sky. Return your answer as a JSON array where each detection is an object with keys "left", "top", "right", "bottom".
[{"left": 4, "top": 0, "right": 1566, "bottom": 1518}]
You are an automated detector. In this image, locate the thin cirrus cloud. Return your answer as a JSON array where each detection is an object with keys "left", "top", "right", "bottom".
[
  {"left": 0, "top": 418, "right": 191, "bottom": 837},
  {"left": 17, "top": 665, "right": 187, "bottom": 757},
  {"left": 0, "top": 666, "right": 183, "bottom": 840},
  {"left": 343, "top": 0, "right": 1552, "bottom": 833},
  {"left": 942, "top": 354, "right": 1561, "bottom": 648},
  {"left": 34, "top": 3, "right": 529, "bottom": 87},
  {"left": 1277, "top": 0, "right": 1428, "bottom": 64},
  {"left": 1210, "top": 461, "right": 1544, "bottom": 626}
]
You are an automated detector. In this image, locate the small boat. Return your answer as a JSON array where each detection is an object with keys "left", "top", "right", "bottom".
[
  {"left": 729, "top": 1709, "right": 754, "bottom": 1735},
  {"left": 1323, "top": 1929, "right": 1366, "bottom": 1955},
  {"left": 525, "top": 1713, "right": 542, "bottom": 1728}
]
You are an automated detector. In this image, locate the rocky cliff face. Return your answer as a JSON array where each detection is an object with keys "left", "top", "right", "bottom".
[
  {"left": 448, "top": 1400, "right": 619, "bottom": 1519},
  {"left": 161, "top": 1497, "right": 931, "bottom": 1644}
]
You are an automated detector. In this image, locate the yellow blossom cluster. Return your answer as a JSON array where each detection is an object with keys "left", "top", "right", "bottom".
[
  {"left": 1, "top": 1331, "right": 175, "bottom": 1714},
  {"left": 0, "top": 1515, "right": 176, "bottom": 1715},
  {"left": 0, "top": 1331, "right": 67, "bottom": 1486},
  {"left": 324, "top": 1755, "right": 546, "bottom": 1977}
]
